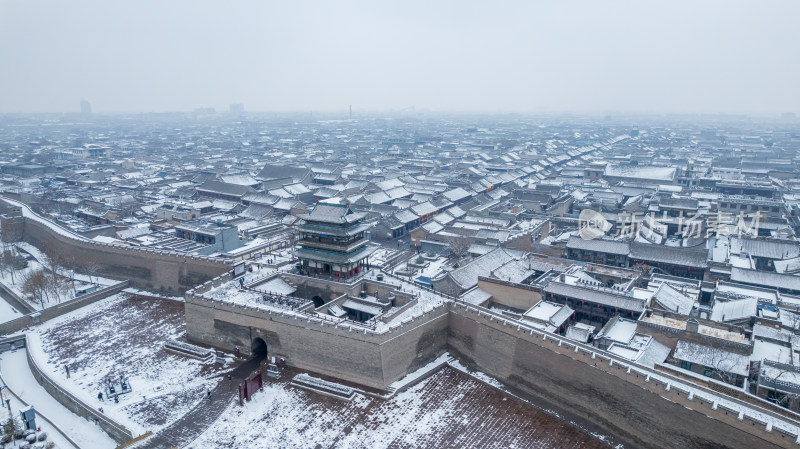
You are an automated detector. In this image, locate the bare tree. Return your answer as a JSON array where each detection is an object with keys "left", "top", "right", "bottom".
[
  {"left": 22, "top": 269, "right": 51, "bottom": 308},
  {"left": 440, "top": 234, "right": 474, "bottom": 259},
  {"left": 116, "top": 198, "right": 140, "bottom": 219},
  {"left": 710, "top": 355, "right": 743, "bottom": 386},
  {"left": 683, "top": 339, "right": 746, "bottom": 386},
  {"left": 2, "top": 416, "right": 20, "bottom": 444},
  {"left": 83, "top": 258, "right": 101, "bottom": 284},
  {"left": 44, "top": 249, "right": 64, "bottom": 291},
  {"left": 0, "top": 248, "right": 14, "bottom": 284},
  {"left": 39, "top": 186, "right": 67, "bottom": 215},
  {"left": 760, "top": 361, "right": 800, "bottom": 409},
  {"left": 62, "top": 255, "right": 79, "bottom": 295},
  {"left": 46, "top": 270, "right": 70, "bottom": 304},
  {"left": 0, "top": 245, "right": 27, "bottom": 285}
]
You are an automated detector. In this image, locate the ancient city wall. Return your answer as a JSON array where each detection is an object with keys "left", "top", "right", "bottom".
[
  {"left": 184, "top": 267, "right": 800, "bottom": 447},
  {"left": 24, "top": 335, "right": 135, "bottom": 444},
  {"left": 477, "top": 276, "right": 541, "bottom": 310},
  {"left": 0, "top": 280, "right": 130, "bottom": 336},
  {"left": 0, "top": 199, "right": 231, "bottom": 295},
  {"left": 6, "top": 200, "right": 794, "bottom": 446},
  {"left": 185, "top": 282, "right": 449, "bottom": 389},
  {"left": 0, "top": 281, "right": 35, "bottom": 314},
  {"left": 447, "top": 303, "right": 798, "bottom": 449}
]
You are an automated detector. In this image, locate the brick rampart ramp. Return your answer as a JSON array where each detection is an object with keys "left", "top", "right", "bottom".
[{"left": 133, "top": 357, "right": 263, "bottom": 449}]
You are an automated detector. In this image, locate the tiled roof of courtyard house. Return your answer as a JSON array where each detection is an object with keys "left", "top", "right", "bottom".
[
  {"left": 629, "top": 241, "right": 708, "bottom": 268},
  {"left": 567, "top": 236, "right": 630, "bottom": 255},
  {"left": 543, "top": 281, "right": 647, "bottom": 312}
]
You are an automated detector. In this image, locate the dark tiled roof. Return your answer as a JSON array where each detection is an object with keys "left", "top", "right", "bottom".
[
  {"left": 567, "top": 236, "right": 629, "bottom": 255},
  {"left": 544, "top": 282, "right": 646, "bottom": 312},
  {"left": 300, "top": 202, "right": 366, "bottom": 224},
  {"left": 196, "top": 180, "right": 256, "bottom": 197},
  {"left": 629, "top": 242, "right": 708, "bottom": 268},
  {"left": 731, "top": 237, "right": 800, "bottom": 260},
  {"left": 256, "top": 164, "right": 312, "bottom": 182},
  {"left": 659, "top": 197, "right": 698, "bottom": 210},
  {"left": 730, "top": 267, "right": 800, "bottom": 292},
  {"left": 295, "top": 245, "right": 375, "bottom": 264}
]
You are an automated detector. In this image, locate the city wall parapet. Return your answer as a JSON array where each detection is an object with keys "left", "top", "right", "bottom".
[{"left": 0, "top": 198, "right": 231, "bottom": 295}]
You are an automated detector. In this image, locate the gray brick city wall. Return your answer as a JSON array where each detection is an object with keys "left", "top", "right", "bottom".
[
  {"left": 447, "top": 304, "right": 796, "bottom": 449},
  {"left": 3, "top": 199, "right": 795, "bottom": 447},
  {"left": 0, "top": 201, "right": 231, "bottom": 295},
  {"left": 25, "top": 336, "right": 134, "bottom": 444},
  {"left": 185, "top": 267, "right": 799, "bottom": 447},
  {"left": 185, "top": 291, "right": 449, "bottom": 389},
  {"left": 0, "top": 281, "right": 130, "bottom": 336}
]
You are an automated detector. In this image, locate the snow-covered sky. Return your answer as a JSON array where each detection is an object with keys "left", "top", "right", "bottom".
[{"left": 1, "top": 0, "right": 799, "bottom": 114}]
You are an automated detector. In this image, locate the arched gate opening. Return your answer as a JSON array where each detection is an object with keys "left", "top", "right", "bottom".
[{"left": 251, "top": 337, "right": 268, "bottom": 359}]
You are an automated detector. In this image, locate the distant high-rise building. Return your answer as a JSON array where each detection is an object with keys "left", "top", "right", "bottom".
[
  {"left": 80, "top": 100, "right": 91, "bottom": 115},
  {"left": 229, "top": 103, "right": 244, "bottom": 116}
]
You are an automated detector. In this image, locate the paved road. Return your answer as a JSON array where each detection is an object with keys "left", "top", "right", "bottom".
[{"left": 138, "top": 356, "right": 264, "bottom": 449}]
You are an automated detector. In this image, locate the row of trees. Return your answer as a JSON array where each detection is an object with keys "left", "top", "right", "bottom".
[
  {"left": 20, "top": 248, "right": 103, "bottom": 307},
  {"left": 0, "top": 242, "right": 103, "bottom": 307},
  {"left": 0, "top": 245, "right": 29, "bottom": 285},
  {"left": 21, "top": 268, "right": 71, "bottom": 307}
]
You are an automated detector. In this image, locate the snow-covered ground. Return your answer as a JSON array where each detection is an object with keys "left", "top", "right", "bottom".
[
  {"left": 189, "top": 365, "right": 605, "bottom": 449},
  {"left": 0, "top": 244, "right": 46, "bottom": 299},
  {"left": 255, "top": 249, "right": 294, "bottom": 265},
  {"left": 0, "top": 241, "right": 118, "bottom": 311},
  {"left": 0, "top": 295, "right": 23, "bottom": 324},
  {"left": 17, "top": 241, "right": 120, "bottom": 288},
  {"left": 367, "top": 246, "right": 399, "bottom": 268},
  {"left": 388, "top": 352, "right": 451, "bottom": 392},
  {"left": 0, "top": 349, "right": 117, "bottom": 449},
  {"left": 122, "top": 287, "right": 184, "bottom": 302},
  {"left": 26, "top": 293, "right": 233, "bottom": 435},
  {"left": 364, "top": 270, "right": 448, "bottom": 332},
  {"left": 392, "top": 254, "right": 451, "bottom": 282}
]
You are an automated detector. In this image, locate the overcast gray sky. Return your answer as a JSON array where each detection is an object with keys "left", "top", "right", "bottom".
[{"left": 1, "top": 1, "right": 798, "bottom": 114}]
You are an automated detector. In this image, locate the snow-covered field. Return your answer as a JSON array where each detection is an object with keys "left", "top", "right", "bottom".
[
  {"left": 0, "top": 295, "right": 23, "bottom": 324},
  {"left": 27, "top": 293, "right": 233, "bottom": 435},
  {"left": 190, "top": 364, "right": 605, "bottom": 449},
  {"left": 0, "top": 241, "right": 116, "bottom": 311},
  {"left": 0, "top": 349, "right": 117, "bottom": 449}
]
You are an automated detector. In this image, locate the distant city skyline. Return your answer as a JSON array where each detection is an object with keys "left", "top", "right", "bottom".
[{"left": 1, "top": 1, "right": 799, "bottom": 114}]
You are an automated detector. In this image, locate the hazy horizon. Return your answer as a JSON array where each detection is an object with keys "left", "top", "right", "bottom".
[{"left": 2, "top": 1, "right": 799, "bottom": 115}]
